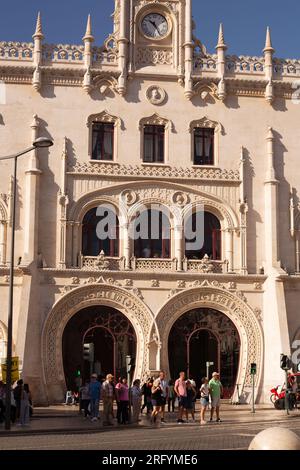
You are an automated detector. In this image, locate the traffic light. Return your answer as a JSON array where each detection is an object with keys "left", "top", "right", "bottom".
[
  {"left": 250, "top": 363, "right": 257, "bottom": 375},
  {"left": 280, "top": 354, "right": 292, "bottom": 370},
  {"left": 76, "top": 368, "right": 81, "bottom": 377},
  {"left": 83, "top": 343, "right": 94, "bottom": 362}
]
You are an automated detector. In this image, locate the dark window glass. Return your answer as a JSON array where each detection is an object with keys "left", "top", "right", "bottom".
[
  {"left": 92, "top": 122, "right": 114, "bottom": 161},
  {"left": 185, "top": 211, "right": 221, "bottom": 260},
  {"left": 134, "top": 209, "right": 170, "bottom": 259},
  {"left": 82, "top": 207, "right": 119, "bottom": 257},
  {"left": 194, "top": 128, "right": 214, "bottom": 165},
  {"left": 143, "top": 125, "right": 165, "bottom": 163}
]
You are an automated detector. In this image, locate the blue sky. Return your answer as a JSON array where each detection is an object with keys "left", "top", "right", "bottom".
[{"left": 0, "top": 0, "right": 299, "bottom": 58}]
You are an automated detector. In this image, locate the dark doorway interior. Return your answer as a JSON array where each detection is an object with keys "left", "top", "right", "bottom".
[{"left": 62, "top": 306, "right": 136, "bottom": 391}]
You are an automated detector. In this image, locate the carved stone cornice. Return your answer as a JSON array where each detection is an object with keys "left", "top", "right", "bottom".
[{"left": 67, "top": 161, "right": 240, "bottom": 183}]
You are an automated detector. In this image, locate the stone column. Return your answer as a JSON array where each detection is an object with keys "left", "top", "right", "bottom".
[
  {"left": 174, "top": 224, "right": 183, "bottom": 271},
  {"left": 121, "top": 222, "right": 131, "bottom": 270},
  {"left": 184, "top": 0, "right": 193, "bottom": 99},
  {"left": 264, "top": 127, "right": 280, "bottom": 268},
  {"left": 23, "top": 115, "right": 42, "bottom": 265},
  {"left": 117, "top": 0, "right": 129, "bottom": 96},
  {"left": 0, "top": 221, "right": 7, "bottom": 265},
  {"left": 295, "top": 233, "right": 300, "bottom": 274},
  {"left": 225, "top": 228, "right": 234, "bottom": 273},
  {"left": 215, "top": 24, "right": 227, "bottom": 101},
  {"left": 263, "top": 27, "right": 275, "bottom": 104}
]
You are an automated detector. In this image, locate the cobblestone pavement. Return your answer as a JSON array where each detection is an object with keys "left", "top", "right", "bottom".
[{"left": 1, "top": 405, "right": 300, "bottom": 450}]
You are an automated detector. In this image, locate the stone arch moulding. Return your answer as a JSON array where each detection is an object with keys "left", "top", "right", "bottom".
[
  {"left": 86, "top": 110, "right": 123, "bottom": 162},
  {"left": 138, "top": 113, "right": 174, "bottom": 164},
  {"left": 189, "top": 116, "right": 224, "bottom": 167},
  {"left": 155, "top": 283, "right": 264, "bottom": 404},
  {"left": 41, "top": 283, "right": 154, "bottom": 404}
]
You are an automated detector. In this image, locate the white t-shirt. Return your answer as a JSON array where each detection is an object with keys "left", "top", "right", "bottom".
[{"left": 200, "top": 384, "right": 209, "bottom": 398}]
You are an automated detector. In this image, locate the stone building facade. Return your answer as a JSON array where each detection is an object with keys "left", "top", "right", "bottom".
[{"left": 0, "top": 0, "right": 299, "bottom": 404}]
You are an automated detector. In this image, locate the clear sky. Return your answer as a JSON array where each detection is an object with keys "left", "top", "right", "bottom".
[{"left": 0, "top": 0, "right": 299, "bottom": 59}]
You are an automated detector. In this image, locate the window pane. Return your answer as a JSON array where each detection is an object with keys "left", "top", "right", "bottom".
[
  {"left": 144, "top": 134, "right": 154, "bottom": 162},
  {"left": 91, "top": 122, "right": 114, "bottom": 161},
  {"left": 193, "top": 128, "right": 214, "bottom": 165},
  {"left": 103, "top": 132, "right": 113, "bottom": 160}
]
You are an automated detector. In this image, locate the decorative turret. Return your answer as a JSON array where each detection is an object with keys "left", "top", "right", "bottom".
[
  {"left": 117, "top": 0, "right": 129, "bottom": 96},
  {"left": 263, "top": 27, "right": 275, "bottom": 104},
  {"left": 82, "top": 14, "right": 94, "bottom": 94},
  {"left": 184, "top": 0, "right": 193, "bottom": 99},
  {"left": 216, "top": 24, "right": 227, "bottom": 101},
  {"left": 32, "top": 12, "right": 44, "bottom": 91}
]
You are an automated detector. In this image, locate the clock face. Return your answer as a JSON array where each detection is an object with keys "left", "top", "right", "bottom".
[{"left": 141, "top": 13, "right": 169, "bottom": 39}]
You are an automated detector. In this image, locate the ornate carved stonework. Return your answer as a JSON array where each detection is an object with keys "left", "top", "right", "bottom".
[
  {"left": 68, "top": 161, "right": 240, "bottom": 182},
  {"left": 42, "top": 284, "right": 153, "bottom": 402},
  {"left": 156, "top": 284, "right": 263, "bottom": 396},
  {"left": 146, "top": 85, "right": 166, "bottom": 105},
  {"left": 137, "top": 47, "right": 173, "bottom": 66}
]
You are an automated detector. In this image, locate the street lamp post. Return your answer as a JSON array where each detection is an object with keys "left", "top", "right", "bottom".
[{"left": 0, "top": 137, "right": 53, "bottom": 430}]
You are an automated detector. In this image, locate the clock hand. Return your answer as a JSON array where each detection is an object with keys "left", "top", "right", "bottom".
[{"left": 149, "top": 20, "right": 160, "bottom": 35}]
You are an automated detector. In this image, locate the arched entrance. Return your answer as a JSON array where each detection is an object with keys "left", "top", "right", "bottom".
[
  {"left": 155, "top": 283, "right": 263, "bottom": 404},
  {"left": 168, "top": 308, "right": 240, "bottom": 397},
  {"left": 42, "top": 284, "right": 153, "bottom": 403},
  {"left": 62, "top": 306, "right": 136, "bottom": 391}
]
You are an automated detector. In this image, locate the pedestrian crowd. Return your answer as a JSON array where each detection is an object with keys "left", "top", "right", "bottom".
[
  {"left": 0, "top": 379, "right": 33, "bottom": 427},
  {"left": 76, "top": 370, "right": 223, "bottom": 426}
]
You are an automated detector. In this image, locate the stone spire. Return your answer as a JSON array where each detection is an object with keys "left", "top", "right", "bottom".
[
  {"left": 33, "top": 12, "right": 44, "bottom": 40},
  {"left": 216, "top": 23, "right": 227, "bottom": 50},
  {"left": 264, "top": 26, "right": 274, "bottom": 53},
  {"left": 83, "top": 14, "right": 94, "bottom": 42},
  {"left": 216, "top": 23, "right": 227, "bottom": 99},
  {"left": 32, "top": 12, "right": 44, "bottom": 91},
  {"left": 82, "top": 14, "right": 94, "bottom": 93},
  {"left": 263, "top": 27, "right": 275, "bottom": 102}
]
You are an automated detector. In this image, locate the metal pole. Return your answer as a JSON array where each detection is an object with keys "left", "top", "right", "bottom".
[
  {"left": 285, "top": 370, "right": 289, "bottom": 416},
  {"left": 5, "top": 156, "right": 17, "bottom": 430},
  {"left": 251, "top": 373, "right": 255, "bottom": 414}
]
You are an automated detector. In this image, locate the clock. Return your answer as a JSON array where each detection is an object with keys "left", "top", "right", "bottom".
[{"left": 141, "top": 13, "right": 169, "bottom": 39}]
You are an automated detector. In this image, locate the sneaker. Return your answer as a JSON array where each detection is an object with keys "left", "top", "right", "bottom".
[
  {"left": 161, "top": 419, "right": 166, "bottom": 424},
  {"left": 209, "top": 418, "right": 213, "bottom": 422},
  {"left": 216, "top": 418, "right": 222, "bottom": 423},
  {"left": 200, "top": 420, "right": 207, "bottom": 425}
]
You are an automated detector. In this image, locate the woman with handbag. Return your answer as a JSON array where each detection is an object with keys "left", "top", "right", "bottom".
[{"left": 200, "top": 377, "right": 210, "bottom": 425}]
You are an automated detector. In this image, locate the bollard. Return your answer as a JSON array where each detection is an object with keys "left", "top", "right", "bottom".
[{"left": 249, "top": 427, "right": 300, "bottom": 450}]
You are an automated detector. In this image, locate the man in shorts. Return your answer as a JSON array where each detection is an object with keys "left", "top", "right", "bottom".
[
  {"left": 209, "top": 372, "right": 223, "bottom": 423},
  {"left": 174, "top": 371, "right": 187, "bottom": 424}
]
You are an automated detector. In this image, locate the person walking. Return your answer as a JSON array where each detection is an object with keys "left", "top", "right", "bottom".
[
  {"left": 141, "top": 377, "right": 153, "bottom": 415},
  {"left": 158, "top": 371, "right": 169, "bottom": 423},
  {"left": 115, "top": 377, "right": 122, "bottom": 424},
  {"left": 88, "top": 374, "right": 101, "bottom": 422},
  {"left": 19, "top": 384, "right": 31, "bottom": 427},
  {"left": 167, "top": 379, "right": 176, "bottom": 413},
  {"left": 209, "top": 372, "right": 223, "bottom": 423},
  {"left": 79, "top": 380, "right": 90, "bottom": 418},
  {"left": 150, "top": 378, "right": 164, "bottom": 425},
  {"left": 200, "top": 377, "right": 210, "bottom": 425},
  {"left": 115, "top": 377, "right": 129, "bottom": 425},
  {"left": 185, "top": 380, "right": 196, "bottom": 422},
  {"left": 174, "top": 371, "right": 187, "bottom": 424},
  {"left": 13, "top": 379, "right": 23, "bottom": 420},
  {"left": 102, "top": 374, "right": 115, "bottom": 426},
  {"left": 131, "top": 379, "right": 142, "bottom": 424}
]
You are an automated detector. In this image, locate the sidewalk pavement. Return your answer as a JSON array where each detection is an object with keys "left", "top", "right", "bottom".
[{"left": 1, "top": 403, "right": 300, "bottom": 437}]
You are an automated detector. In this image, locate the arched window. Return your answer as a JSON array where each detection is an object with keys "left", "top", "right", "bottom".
[
  {"left": 82, "top": 206, "right": 119, "bottom": 257},
  {"left": 134, "top": 209, "right": 171, "bottom": 259},
  {"left": 185, "top": 211, "right": 221, "bottom": 260}
]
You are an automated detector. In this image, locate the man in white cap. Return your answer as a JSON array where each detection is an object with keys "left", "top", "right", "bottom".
[{"left": 209, "top": 372, "right": 223, "bottom": 423}]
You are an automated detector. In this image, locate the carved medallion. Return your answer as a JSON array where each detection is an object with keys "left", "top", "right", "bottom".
[{"left": 146, "top": 85, "right": 166, "bottom": 105}]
